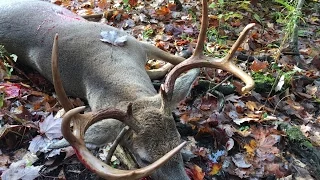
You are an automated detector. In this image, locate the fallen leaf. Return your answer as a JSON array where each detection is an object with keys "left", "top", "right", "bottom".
[
  {"left": 100, "top": 31, "right": 128, "bottom": 46},
  {"left": 305, "top": 84, "right": 317, "bottom": 96},
  {"left": 189, "top": 165, "right": 205, "bottom": 180},
  {"left": 246, "top": 101, "right": 258, "bottom": 111},
  {"left": 275, "top": 75, "right": 285, "bottom": 92},
  {"left": 232, "top": 153, "right": 252, "bottom": 168},
  {"left": 156, "top": 6, "right": 170, "bottom": 16},
  {"left": 265, "top": 163, "right": 288, "bottom": 178},
  {"left": 129, "top": 0, "right": 138, "bottom": 7},
  {"left": 39, "top": 114, "right": 62, "bottom": 140},
  {"left": 209, "top": 163, "right": 222, "bottom": 175},
  {"left": 28, "top": 135, "right": 50, "bottom": 154},
  {"left": 244, "top": 140, "right": 257, "bottom": 157},
  {"left": 1, "top": 159, "right": 42, "bottom": 180},
  {"left": 234, "top": 168, "right": 249, "bottom": 178},
  {"left": 0, "top": 82, "right": 25, "bottom": 99},
  {"left": 0, "top": 154, "right": 10, "bottom": 167},
  {"left": 226, "top": 138, "right": 234, "bottom": 151},
  {"left": 250, "top": 60, "right": 268, "bottom": 72},
  {"left": 233, "top": 117, "right": 257, "bottom": 125}
]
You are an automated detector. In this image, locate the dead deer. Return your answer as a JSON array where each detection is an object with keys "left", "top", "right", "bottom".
[{"left": 0, "top": 0, "right": 255, "bottom": 179}]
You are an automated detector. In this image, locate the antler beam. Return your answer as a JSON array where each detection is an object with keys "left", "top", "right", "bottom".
[{"left": 163, "top": 0, "right": 255, "bottom": 101}]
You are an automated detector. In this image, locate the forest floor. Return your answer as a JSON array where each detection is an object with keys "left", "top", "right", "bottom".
[{"left": 0, "top": 0, "right": 320, "bottom": 180}]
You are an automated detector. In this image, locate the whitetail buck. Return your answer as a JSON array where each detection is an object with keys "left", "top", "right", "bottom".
[{"left": 0, "top": 0, "right": 255, "bottom": 179}]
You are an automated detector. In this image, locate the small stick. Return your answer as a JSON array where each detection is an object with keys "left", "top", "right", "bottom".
[{"left": 106, "top": 126, "right": 130, "bottom": 165}]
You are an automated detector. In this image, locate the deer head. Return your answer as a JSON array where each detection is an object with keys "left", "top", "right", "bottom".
[
  {"left": 51, "top": 34, "right": 196, "bottom": 180},
  {"left": 51, "top": 0, "right": 255, "bottom": 179}
]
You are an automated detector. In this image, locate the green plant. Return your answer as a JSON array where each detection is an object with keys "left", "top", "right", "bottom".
[
  {"left": 252, "top": 72, "right": 276, "bottom": 93},
  {"left": 180, "top": 33, "right": 193, "bottom": 42},
  {"left": 286, "top": 126, "right": 313, "bottom": 148},
  {"left": 274, "top": 0, "right": 305, "bottom": 45},
  {"left": 142, "top": 29, "right": 154, "bottom": 39},
  {"left": 0, "top": 45, "right": 17, "bottom": 77},
  {"left": 121, "top": 0, "right": 133, "bottom": 10},
  {"left": 218, "top": 11, "right": 244, "bottom": 21},
  {"left": 209, "top": 0, "right": 225, "bottom": 9},
  {"left": 188, "top": 9, "right": 197, "bottom": 23}
]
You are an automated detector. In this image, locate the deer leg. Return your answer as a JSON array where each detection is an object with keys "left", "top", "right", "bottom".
[
  {"left": 142, "top": 42, "right": 186, "bottom": 80},
  {"left": 147, "top": 63, "right": 174, "bottom": 80}
]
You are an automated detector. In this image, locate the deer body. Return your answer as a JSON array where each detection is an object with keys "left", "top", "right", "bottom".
[
  {"left": 0, "top": 0, "right": 194, "bottom": 179},
  {"left": 1, "top": 0, "right": 255, "bottom": 179},
  {"left": 1, "top": 0, "right": 163, "bottom": 109}
]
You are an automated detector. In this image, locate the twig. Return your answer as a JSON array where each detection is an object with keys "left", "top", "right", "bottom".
[
  {"left": 81, "top": 14, "right": 103, "bottom": 20},
  {"left": 209, "top": 75, "right": 233, "bottom": 91},
  {"left": 106, "top": 126, "right": 130, "bottom": 165}
]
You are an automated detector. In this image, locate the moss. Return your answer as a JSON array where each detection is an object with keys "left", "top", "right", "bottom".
[
  {"left": 286, "top": 126, "right": 313, "bottom": 148},
  {"left": 252, "top": 72, "right": 275, "bottom": 93}
]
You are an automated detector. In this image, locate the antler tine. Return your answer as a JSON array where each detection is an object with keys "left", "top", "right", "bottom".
[
  {"left": 224, "top": 23, "right": 256, "bottom": 61},
  {"left": 164, "top": 0, "right": 255, "bottom": 100},
  {"left": 52, "top": 34, "right": 74, "bottom": 111},
  {"left": 193, "top": 0, "right": 208, "bottom": 57},
  {"left": 62, "top": 106, "right": 187, "bottom": 180}
]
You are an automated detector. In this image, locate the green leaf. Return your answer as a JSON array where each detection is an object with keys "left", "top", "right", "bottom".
[
  {"left": 0, "top": 93, "right": 4, "bottom": 108},
  {"left": 209, "top": 2, "right": 216, "bottom": 8},
  {"left": 253, "top": 13, "right": 262, "bottom": 24}
]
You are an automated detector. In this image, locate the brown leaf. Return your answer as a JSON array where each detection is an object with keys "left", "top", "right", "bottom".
[
  {"left": 199, "top": 95, "right": 216, "bottom": 111},
  {"left": 244, "top": 140, "right": 257, "bottom": 158},
  {"left": 190, "top": 165, "right": 205, "bottom": 180},
  {"left": 250, "top": 59, "right": 268, "bottom": 72},
  {"left": 156, "top": 6, "right": 170, "bottom": 16},
  {"left": 246, "top": 101, "right": 258, "bottom": 111},
  {"left": 129, "top": 0, "right": 138, "bottom": 7},
  {"left": 265, "top": 163, "right": 289, "bottom": 177},
  {"left": 167, "top": 3, "right": 176, "bottom": 11},
  {"left": 97, "top": 0, "right": 108, "bottom": 9},
  {"left": 311, "top": 55, "right": 320, "bottom": 69}
]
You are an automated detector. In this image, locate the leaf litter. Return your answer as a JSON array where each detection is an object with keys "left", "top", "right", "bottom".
[{"left": 1, "top": 0, "right": 320, "bottom": 180}]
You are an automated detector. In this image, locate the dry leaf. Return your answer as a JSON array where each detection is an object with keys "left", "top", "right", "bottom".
[
  {"left": 190, "top": 165, "right": 205, "bottom": 180},
  {"left": 209, "top": 163, "right": 222, "bottom": 175},
  {"left": 232, "top": 153, "right": 252, "bottom": 168},
  {"left": 250, "top": 59, "right": 268, "bottom": 72},
  {"left": 156, "top": 6, "right": 170, "bottom": 16},
  {"left": 39, "top": 114, "right": 62, "bottom": 140},
  {"left": 244, "top": 140, "right": 257, "bottom": 157},
  {"left": 246, "top": 101, "right": 258, "bottom": 111},
  {"left": 129, "top": 0, "right": 138, "bottom": 7}
]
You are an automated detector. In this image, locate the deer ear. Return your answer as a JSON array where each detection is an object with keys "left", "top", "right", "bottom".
[
  {"left": 170, "top": 68, "right": 199, "bottom": 105},
  {"left": 159, "top": 68, "right": 199, "bottom": 116}
]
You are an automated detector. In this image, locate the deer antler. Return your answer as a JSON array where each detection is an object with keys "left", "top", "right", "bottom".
[
  {"left": 51, "top": 34, "right": 187, "bottom": 180},
  {"left": 51, "top": 35, "right": 74, "bottom": 112},
  {"left": 163, "top": 0, "right": 255, "bottom": 101}
]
